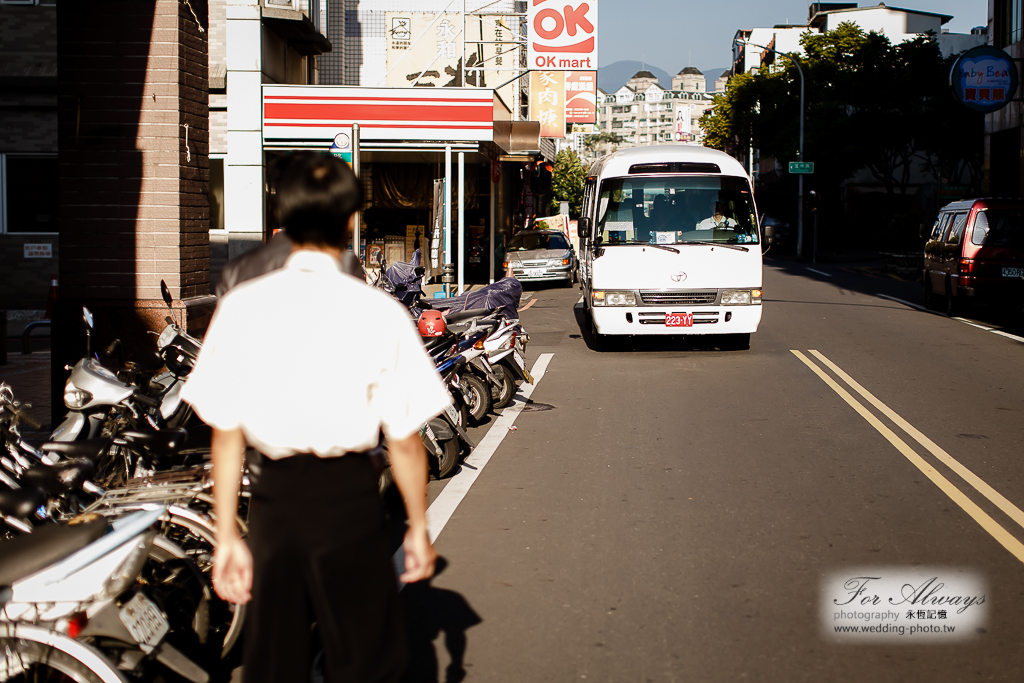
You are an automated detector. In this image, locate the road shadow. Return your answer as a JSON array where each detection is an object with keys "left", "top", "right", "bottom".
[
  {"left": 765, "top": 255, "right": 1024, "bottom": 333},
  {"left": 401, "top": 557, "right": 482, "bottom": 683}
]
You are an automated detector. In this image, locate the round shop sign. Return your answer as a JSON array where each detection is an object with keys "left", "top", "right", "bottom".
[{"left": 950, "top": 45, "right": 1018, "bottom": 113}]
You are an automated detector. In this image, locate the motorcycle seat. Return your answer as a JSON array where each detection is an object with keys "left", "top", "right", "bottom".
[
  {"left": 0, "top": 487, "right": 46, "bottom": 519},
  {"left": 117, "top": 428, "right": 189, "bottom": 456},
  {"left": 21, "top": 458, "right": 97, "bottom": 497},
  {"left": 423, "top": 333, "right": 455, "bottom": 352},
  {"left": 40, "top": 437, "right": 112, "bottom": 464},
  {"left": 0, "top": 517, "right": 109, "bottom": 588},
  {"left": 443, "top": 308, "right": 494, "bottom": 324}
]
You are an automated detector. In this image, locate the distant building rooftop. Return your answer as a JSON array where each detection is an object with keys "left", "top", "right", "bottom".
[
  {"left": 631, "top": 70, "right": 656, "bottom": 79},
  {"left": 677, "top": 66, "right": 703, "bottom": 76}
]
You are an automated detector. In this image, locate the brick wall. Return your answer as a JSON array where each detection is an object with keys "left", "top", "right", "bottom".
[{"left": 57, "top": 0, "right": 210, "bottom": 305}]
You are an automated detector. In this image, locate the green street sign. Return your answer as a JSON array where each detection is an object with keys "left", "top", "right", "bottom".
[{"left": 789, "top": 161, "right": 814, "bottom": 174}]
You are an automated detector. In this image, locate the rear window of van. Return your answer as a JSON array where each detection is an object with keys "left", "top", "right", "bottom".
[{"left": 971, "top": 209, "right": 1024, "bottom": 248}]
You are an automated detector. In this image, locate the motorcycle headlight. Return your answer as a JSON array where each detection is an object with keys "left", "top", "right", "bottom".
[
  {"left": 157, "top": 325, "right": 176, "bottom": 349},
  {"left": 592, "top": 290, "right": 636, "bottom": 307},
  {"left": 64, "top": 382, "right": 93, "bottom": 409}
]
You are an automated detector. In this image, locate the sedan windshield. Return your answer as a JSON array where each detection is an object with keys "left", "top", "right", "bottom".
[
  {"left": 596, "top": 175, "right": 758, "bottom": 246},
  {"left": 508, "top": 232, "right": 570, "bottom": 251}
]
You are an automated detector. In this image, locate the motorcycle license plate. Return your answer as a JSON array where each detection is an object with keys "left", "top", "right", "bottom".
[
  {"left": 514, "top": 351, "right": 534, "bottom": 384},
  {"left": 119, "top": 592, "right": 169, "bottom": 650},
  {"left": 1002, "top": 267, "right": 1024, "bottom": 278},
  {"left": 444, "top": 403, "right": 460, "bottom": 425},
  {"left": 665, "top": 313, "right": 694, "bottom": 327}
]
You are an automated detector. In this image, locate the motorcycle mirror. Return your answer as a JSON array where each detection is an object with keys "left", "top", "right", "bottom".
[
  {"left": 395, "top": 283, "right": 408, "bottom": 292},
  {"left": 160, "top": 280, "right": 173, "bottom": 309},
  {"left": 82, "top": 306, "right": 94, "bottom": 331},
  {"left": 414, "top": 266, "right": 425, "bottom": 277}
]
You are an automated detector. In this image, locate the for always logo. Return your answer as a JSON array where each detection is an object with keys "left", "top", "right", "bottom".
[{"left": 528, "top": 1, "right": 598, "bottom": 70}]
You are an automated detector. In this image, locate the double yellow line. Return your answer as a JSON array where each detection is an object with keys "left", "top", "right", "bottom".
[{"left": 792, "top": 350, "right": 1024, "bottom": 564}]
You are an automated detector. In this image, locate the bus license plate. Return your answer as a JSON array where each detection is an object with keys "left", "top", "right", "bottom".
[
  {"left": 665, "top": 313, "right": 694, "bottom": 327},
  {"left": 119, "top": 592, "right": 169, "bottom": 651},
  {"left": 1003, "top": 267, "right": 1024, "bottom": 278}
]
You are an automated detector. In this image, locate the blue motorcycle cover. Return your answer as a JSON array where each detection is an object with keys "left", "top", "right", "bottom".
[{"left": 418, "top": 277, "right": 523, "bottom": 319}]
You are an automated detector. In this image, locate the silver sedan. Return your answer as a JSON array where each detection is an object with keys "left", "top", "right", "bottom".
[{"left": 503, "top": 229, "right": 576, "bottom": 287}]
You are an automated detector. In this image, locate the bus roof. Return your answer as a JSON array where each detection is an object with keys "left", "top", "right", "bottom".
[{"left": 587, "top": 145, "right": 749, "bottom": 182}]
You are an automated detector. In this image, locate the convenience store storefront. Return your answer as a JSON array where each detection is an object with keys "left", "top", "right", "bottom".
[{"left": 262, "top": 85, "right": 536, "bottom": 284}]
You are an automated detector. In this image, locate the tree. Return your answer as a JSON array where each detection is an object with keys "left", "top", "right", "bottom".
[
  {"left": 549, "top": 149, "right": 586, "bottom": 217},
  {"left": 700, "top": 22, "right": 985, "bottom": 247}
]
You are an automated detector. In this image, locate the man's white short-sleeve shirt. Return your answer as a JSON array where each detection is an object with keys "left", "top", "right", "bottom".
[{"left": 181, "top": 250, "right": 452, "bottom": 459}]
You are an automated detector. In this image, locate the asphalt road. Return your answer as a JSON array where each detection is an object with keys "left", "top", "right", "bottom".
[{"left": 402, "top": 258, "right": 1024, "bottom": 682}]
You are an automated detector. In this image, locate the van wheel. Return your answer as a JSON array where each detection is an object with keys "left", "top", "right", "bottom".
[
  {"left": 923, "top": 274, "right": 938, "bottom": 310},
  {"left": 720, "top": 333, "right": 750, "bottom": 351},
  {"left": 944, "top": 280, "right": 960, "bottom": 317},
  {"left": 589, "top": 312, "right": 607, "bottom": 352}
]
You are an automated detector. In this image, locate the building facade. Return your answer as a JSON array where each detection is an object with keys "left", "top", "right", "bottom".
[
  {"left": 986, "top": 0, "right": 1023, "bottom": 198},
  {"left": 593, "top": 69, "right": 717, "bottom": 158}
]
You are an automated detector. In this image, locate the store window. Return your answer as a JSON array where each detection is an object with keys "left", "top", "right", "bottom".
[
  {"left": 996, "top": 0, "right": 1023, "bottom": 47},
  {"left": 1, "top": 155, "right": 59, "bottom": 234}
]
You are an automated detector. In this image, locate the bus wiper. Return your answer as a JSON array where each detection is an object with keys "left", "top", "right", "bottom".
[
  {"left": 679, "top": 240, "right": 749, "bottom": 252},
  {"left": 610, "top": 240, "right": 680, "bottom": 254}
]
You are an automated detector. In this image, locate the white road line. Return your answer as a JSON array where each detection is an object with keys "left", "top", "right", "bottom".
[
  {"left": 392, "top": 353, "right": 556, "bottom": 582},
  {"left": 991, "top": 329, "right": 1024, "bottom": 344},
  {"left": 875, "top": 293, "right": 927, "bottom": 311},
  {"left": 953, "top": 317, "right": 993, "bottom": 331},
  {"left": 876, "top": 294, "right": 1024, "bottom": 344},
  {"left": 425, "top": 353, "right": 554, "bottom": 542},
  {"left": 806, "top": 267, "right": 832, "bottom": 277}
]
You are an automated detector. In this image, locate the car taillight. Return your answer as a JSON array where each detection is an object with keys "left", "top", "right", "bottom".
[{"left": 959, "top": 258, "right": 975, "bottom": 274}]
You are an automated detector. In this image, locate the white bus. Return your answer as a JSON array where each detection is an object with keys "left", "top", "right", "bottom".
[{"left": 578, "top": 145, "right": 766, "bottom": 350}]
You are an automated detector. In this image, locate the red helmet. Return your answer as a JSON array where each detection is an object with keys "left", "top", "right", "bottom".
[{"left": 417, "top": 310, "right": 446, "bottom": 337}]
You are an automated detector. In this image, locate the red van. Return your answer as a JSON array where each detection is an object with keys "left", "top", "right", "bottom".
[{"left": 923, "top": 199, "right": 1024, "bottom": 315}]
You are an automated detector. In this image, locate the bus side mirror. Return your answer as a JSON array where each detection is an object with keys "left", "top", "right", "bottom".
[
  {"left": 763, "top": 224, "right": 775, "bottom": 245},
  {"left": 578, "top": 217, "right": 591, "bottom": 238}
]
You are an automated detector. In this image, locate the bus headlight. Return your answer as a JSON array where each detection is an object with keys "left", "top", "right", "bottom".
[
  {"left": 593, "top": 290, "right": 636, "bottom": 306},
  {"left": 721, "top": 289, "right": 762, "bottom": 305}
]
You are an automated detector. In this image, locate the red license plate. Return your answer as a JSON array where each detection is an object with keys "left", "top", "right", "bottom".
[{"left": 665, "top": 313, "right": 693, "bottom": 327}]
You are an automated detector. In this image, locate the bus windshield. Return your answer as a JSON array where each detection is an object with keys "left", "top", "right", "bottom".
[{"left": 596, "top": 175, "right": 758, "bottom": 246}]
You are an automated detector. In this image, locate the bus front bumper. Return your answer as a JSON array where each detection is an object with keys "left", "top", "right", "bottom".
[{"left": 591, "top": 305, "right": 762, "bottom": 336}]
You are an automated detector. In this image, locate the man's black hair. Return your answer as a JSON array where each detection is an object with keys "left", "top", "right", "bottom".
[{"left": 272, "top": 151, "right": 364, "bottom": 248}]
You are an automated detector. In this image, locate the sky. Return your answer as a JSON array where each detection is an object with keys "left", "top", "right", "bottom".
[{"left": 598, "top": 0, "right": 988, "bottom": 72}]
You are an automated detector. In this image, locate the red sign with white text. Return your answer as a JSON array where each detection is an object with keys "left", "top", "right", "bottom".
[
  {"left": 565, "top": 71, "right": 597, "bottom": 123},
  {"left": 528, "top": 1, "right": 598, "bottom": 71},
  {"left": 665, "top": 313, "right": 694, "bottom": 327}
]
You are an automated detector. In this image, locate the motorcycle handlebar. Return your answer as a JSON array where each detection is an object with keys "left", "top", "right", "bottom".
[{"left": 132, "top": 391, "right": 161, "bottom": 409}]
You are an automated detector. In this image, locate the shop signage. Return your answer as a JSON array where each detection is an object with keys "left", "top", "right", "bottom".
[
  {"left": 263, "top": 86, "right": 498, "bottom": 144},
  {"left": 24, "top": 243, "right": 52, "bottom": 258},
  {"left": 530, "top": 71, "right": 566, "bottom": 139},
  {"left": 950, "top": 45, "right": 1018, "bottom": 113},
  {"left": 675, "top": 105, "right": 692, "bottom": 142},
  {"left": 329, "top": 129, "right": 352, "bottom": 163},
  {"left": 528, "top": 1, "right": 598, "bottom": 70},
  {"left": 565, "top": 71, "right": 597, "bottom": 124}
]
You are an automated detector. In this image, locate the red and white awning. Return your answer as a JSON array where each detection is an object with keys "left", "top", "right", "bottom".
[{"left": 263, "top": 85, "right": 509, "bottom": 146}]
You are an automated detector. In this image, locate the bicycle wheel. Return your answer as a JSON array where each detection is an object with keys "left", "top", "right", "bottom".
[{"left": 0, "top": 628, "right": 128, "bottom": 683}]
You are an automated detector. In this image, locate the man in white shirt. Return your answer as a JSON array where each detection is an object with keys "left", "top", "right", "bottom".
[
  {"left": 181, "top": 152, "right": 452, "bottom": 683},
  {"left": 696, "top": 201, "right": 739, "bottom": 230}
]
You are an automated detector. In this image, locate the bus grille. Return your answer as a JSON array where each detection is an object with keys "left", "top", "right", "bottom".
[{"left": 639, "top": 290, "right": 717, "bottom": 305}]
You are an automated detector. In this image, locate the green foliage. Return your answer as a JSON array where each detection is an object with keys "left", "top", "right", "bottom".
[
  {"left": 700, "top": 22, "right": 985, "bottom": 202},
  {"left": 549, "top": 149, "right": 587, "bottom": 217}
]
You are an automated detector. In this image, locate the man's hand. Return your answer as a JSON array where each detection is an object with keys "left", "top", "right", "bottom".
[
  {"left": 212, "top": 534, "right": 253, "bottom": 604},
  {"left": 401, "top": 526, "right": 437, "bottom": 583},
  {"left": 389, "top": 432, "right": 435, "bottom": 583}
]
